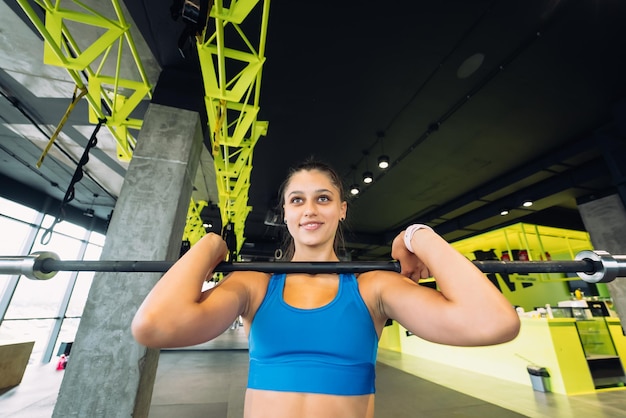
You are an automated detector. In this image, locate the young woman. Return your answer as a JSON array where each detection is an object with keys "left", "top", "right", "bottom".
[{"left": 132, "top": 160, "right": 520, "bottom": 418}]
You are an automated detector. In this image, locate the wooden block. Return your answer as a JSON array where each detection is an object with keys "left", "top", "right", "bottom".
[{"left": 0, "top": 341, "right": 35, "bottom": 389}]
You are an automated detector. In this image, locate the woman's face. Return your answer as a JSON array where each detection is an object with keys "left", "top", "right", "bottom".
[{"left": 283, "top": 169, "right": 347, "bottom": 252}]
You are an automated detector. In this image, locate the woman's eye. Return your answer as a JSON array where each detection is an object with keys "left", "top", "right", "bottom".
[
  {"left": 290, "top": 197, "right": 303, "bottom": 204},
  {"left": 318, "top": 195, "right": 330, "bottom": 202}
]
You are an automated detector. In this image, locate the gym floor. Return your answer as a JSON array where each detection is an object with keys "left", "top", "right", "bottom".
[{"left": 1, "top": 327, "right": 625, "bottom": 417}]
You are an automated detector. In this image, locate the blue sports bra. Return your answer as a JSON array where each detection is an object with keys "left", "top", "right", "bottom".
[{"left": 247, "top": 273, "right": 378, "bottom": 396}]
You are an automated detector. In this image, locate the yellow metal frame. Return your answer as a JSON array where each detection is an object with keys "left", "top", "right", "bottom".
[
  {"left": 452, "top": 222, "right": 593, "bottom": 282},
  {"left": 183, "top": 198, "right": 209, "bottom": 246},
  {"left": 198, "top": 0, "right": 270, "bottom": 254},
  {"left": 18, "top": 0, "right": 271, "bottom": 251},
  {"left": 16, "top": 0, "right": 152, "bottom": 161}
]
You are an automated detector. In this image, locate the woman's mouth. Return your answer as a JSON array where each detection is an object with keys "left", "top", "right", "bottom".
[{"left": 300, "top": 222, "right": 323, "bottom": 230}]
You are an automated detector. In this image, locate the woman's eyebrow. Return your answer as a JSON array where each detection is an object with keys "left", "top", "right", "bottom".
[{"left": 287, "top": 188, "right": 334, "bottom": 196}]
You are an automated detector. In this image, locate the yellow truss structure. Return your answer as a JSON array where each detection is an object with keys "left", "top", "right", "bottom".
[
  {"left": 198, "top": 0, "right": 270, "bottom": 255},
  {"left": 18, "top": 0, "right": 270, "bottom": 254},
  {"left": 183, "top": 198, "right": 209, "bottom": 246},
  {"left": 17, "top": 0, "right": 152, "bottom": 162}
]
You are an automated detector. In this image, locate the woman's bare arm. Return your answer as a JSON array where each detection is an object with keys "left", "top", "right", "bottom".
[
  {"left": 131, "top": 233, "right": 248, "bottom": 348},
  {"left": 379, "top": 228, "right": 520, "bottom": 346}
]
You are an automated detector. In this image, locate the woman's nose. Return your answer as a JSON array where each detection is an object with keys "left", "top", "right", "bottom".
[{"left": 303, "top": 202, "right": 316, "bottom": 216}]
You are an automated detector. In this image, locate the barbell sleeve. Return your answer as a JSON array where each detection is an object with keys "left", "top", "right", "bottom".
[
  {"left": 0, "top": 251, "right": 59, "bottom": 280},
  {"left": 0, "top": 250, "right": 623, "bottom": 283},
  {"left": 575, "top": 250, "right": 626, "bottom": 283}
]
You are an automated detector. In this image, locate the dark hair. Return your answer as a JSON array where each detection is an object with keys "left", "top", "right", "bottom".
[{"left": 277, "top": 159, "right": 347, "bottom": 260}]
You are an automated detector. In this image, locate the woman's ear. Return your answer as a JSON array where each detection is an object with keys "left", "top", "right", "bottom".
[{"left": 340, "top": 201, "right": 347, "bottom": 221}]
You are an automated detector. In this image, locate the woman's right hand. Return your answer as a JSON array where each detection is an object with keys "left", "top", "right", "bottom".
[{"left": 201, "top": 232, "right": 229, "bottom": 272}]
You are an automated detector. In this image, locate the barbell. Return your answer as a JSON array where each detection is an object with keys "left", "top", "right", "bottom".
[{"left": 1, "top": 250, "right": 625, "bottom": 283}]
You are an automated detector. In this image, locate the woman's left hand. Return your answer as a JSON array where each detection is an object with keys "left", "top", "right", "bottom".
[{"left": 391, "top": 231, "right": 432, "bottom": 282}]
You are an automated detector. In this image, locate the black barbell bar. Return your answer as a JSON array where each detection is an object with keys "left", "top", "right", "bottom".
[{"left": 0, "top": 250, "right": 625, "bottom": 284}]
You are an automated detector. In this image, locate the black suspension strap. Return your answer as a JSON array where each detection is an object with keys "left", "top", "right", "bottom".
[
  {"left": 40, "top": 119, "right": 105, "bottom": 245},
  {"left": 221, "top": 221, "right": 238, "bottom": 262},
  {"left": 170, "top": 0, "right": 213, "bottom": 57}
]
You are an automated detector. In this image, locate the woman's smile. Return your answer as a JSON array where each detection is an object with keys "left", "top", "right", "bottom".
[{"left": 300, "top": 221, "right": 324, "bottom": 230}]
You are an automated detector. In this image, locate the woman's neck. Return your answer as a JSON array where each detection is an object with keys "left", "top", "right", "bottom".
[{"left": 291, "top": 246, "right": 339, "bottom": 262}]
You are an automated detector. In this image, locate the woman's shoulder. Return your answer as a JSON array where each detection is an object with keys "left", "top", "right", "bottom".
[
  {"left": 356, "top": 269, "right": 405, "bottom": 285},
  {"left": 356, "top": 269, "right": 418, "bottom": 300},
  {"left": 354, "top": 270, "right": 399, "bottom": 298},
  {"left": 224, "top": 270, "right": 272, "bottom": 287}
]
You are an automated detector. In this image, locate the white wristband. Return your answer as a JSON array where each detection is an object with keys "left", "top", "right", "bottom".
[{"left": 403, "top": 224, "right": 433, "bottom": 254}]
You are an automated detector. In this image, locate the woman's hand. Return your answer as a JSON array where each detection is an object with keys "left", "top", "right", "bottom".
[
  {"left": 391, "top": 231, "right": 432, "bottom": 282},
  {"left": 203, "top": 232, "right": 230, "bottom": 268}
]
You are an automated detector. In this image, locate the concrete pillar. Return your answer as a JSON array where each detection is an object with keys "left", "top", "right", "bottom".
[
  {"left": 577, "top": 194, "right": 626, "bottom": 332},
  {"left": 53, "top": 104, "right": 204, "bottom": 417}
]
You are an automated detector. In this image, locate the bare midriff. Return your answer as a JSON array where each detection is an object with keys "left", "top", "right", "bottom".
[{"left": 243, "top": 388, "right": 375, "bottom": 418}]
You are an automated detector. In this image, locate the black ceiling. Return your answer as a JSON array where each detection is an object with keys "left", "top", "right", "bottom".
[{"left": 2, "top": 0, "right": 626, "bottom": 261}]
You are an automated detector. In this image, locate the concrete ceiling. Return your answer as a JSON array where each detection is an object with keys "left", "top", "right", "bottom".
[{"left": 2, "top": 0, "right": 626, "bottom": 261}]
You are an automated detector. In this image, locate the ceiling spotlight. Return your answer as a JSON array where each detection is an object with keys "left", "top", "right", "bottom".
[
  {"left": 362, "top": 171, "right": 373, "bottom": 184},
  {"left": 378, "top": 155, "right": 389, "bottom": 169},
  {"left": 522, "top": 200, "right": 533, "bottom": 208},
  {"left": 349, "top": 184, "right": 361, "bottom": 195},
  {"left": 500, "top": 209, "right": 509, "bottom": 216},
  {"left": 376, "top": 132, "right": 389, "bottom": 170}
]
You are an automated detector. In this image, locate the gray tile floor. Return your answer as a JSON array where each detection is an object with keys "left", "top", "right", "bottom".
[
  {"left": 149, "top": 350, "right": 526, "bottom": 418},
  {"left": 2, "top": 327, "right": 626, "bottom": 417}
]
